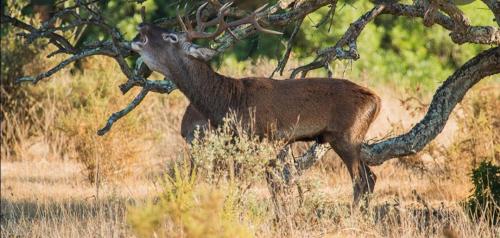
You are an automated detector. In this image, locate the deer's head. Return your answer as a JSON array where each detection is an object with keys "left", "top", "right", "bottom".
[
  {"left": 132, "top": 23, "right": 217, "bottom": 73},
  {"left": 131, "top": 2, "right": 281, "bottom": 74}
]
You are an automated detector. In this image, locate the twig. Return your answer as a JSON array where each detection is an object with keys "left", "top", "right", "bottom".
[
  {"left": 314, "top": 1, "right": 337, "bottom": 30},
  {"left": 1, "top": 14, "right": 76, "bottom": 53},
  {"left": 291, "top": 4, "right": 386, "bottom": 78},
  {"left": 270, "top": 17, "right": 304, "bottom": 78},
  {"left": 97, "top": 88, "right": 149, "bottom": 136},
  {"left": 16, "top": 46, "right": 115, "bottom": 84}
]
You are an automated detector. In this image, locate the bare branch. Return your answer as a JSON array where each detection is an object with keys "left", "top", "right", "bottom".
[
  {"left": 291, "top": 4, "right": 386, "bottom": 78},
  {"left": 361, "top": 46, "right": 500, "bottom": 165},
  {"left": 431, "top": 0, "right": 500, "bottom": 45},
  {"left": 270, "top": 17, "right": 305, "bottom": 78},
  {"left": 1, "top": 14, "right": 76, "bottom": 54},
  {"left": 119, "top": 75, "right": 178, "bottom": 95},
  {"left": 16, "top": 46, "right": 115, "bottom": 84},
  {"left": 314, "top": 1, "right": 337, "bottom": 29},
  {"left": 294, "top": 143, "right": 329, "bottom": 172},
  {"left": 436, "top": 0, "right": 470, "bottom": 30},
  {"left": 450, "top": 25, "right": 500, "bottom": 45},
  {"left": 95, "top": 58, "right": 177, "bottom": 136},
  {"left": 97, "top": 88, "right": 149, "bottom": 136},
  {"left": 267, "top": 0, "right": 335, "bottom": 25}
]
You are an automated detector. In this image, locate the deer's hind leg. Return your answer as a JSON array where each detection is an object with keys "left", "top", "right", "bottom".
[{"left": 329, "top": 139, "right": 376, "bottom": 208}]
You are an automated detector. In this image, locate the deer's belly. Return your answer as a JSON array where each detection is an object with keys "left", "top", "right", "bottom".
[{"left": 253, "top": 119, "right": 325, "bottom": 142}]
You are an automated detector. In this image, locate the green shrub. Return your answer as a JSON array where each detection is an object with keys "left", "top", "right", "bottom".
[{"left": 465, "top": 161, "right": 500, "bottom": 225}]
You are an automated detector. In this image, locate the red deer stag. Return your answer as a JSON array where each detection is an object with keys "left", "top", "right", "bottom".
[{"left": 132, "top": 2, "right": 381, "bottom": 205}]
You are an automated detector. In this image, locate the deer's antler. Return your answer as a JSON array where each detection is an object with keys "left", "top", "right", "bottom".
[{"left": 178, "top": 1, "right": 282, "bottom": 41}]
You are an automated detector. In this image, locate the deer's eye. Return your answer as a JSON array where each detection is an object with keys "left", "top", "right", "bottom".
[{"left": 162, "top": 33, "right": 178, "bottom": 43}]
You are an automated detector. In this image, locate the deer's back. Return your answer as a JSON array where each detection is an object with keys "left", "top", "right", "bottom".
[{"left": 237, "top": 77, "right": 380, "bottom": 141}]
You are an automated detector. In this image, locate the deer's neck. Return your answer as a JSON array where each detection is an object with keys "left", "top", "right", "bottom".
[{"left": 164, "top": 58, "right": 243, "bottom": 123}]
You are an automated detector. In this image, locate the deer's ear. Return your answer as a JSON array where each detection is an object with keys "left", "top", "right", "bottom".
[
  {"left": 186, "top": 44, "right": 217, "bottom": 61},
  {"left": 162, "top": 33, "right": 178, "bottom": 43}
]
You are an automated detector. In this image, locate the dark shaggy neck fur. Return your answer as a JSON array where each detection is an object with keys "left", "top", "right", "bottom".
[{"left": 161, "top": 56, "right": 244, "bottom": 124}]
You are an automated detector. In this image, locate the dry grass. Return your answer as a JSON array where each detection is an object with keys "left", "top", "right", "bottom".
[
  {"left": 0, "top": 160, "right": 155, "bottom": 237},
  {"left": 1, "top": 55, "right": 499, "bottom": 237},
  {"left": 2, "top": 159, "right": 498, "bottom": 237}
]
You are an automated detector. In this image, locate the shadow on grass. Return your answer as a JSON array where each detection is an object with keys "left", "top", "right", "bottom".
[
  {"left": 297, "top": 199, "right": 464, "bottom": 234},
  {"left": 0, "top": 197, "right": 133, "bottom": 225},
  {"left": 1, "top": 176, "right": 78, "bottom": 185}
]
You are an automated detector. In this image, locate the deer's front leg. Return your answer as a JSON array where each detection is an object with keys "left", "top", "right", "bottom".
[{"left": 181, "top": 104, "right": 209, "bottom": 144}]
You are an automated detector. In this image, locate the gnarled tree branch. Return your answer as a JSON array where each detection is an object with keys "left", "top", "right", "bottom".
[
  {"left": 361, "top": 46, "right": 500, "bottom": 165},
  {"left": 97, "top": 87, "right": 149, "bottom": 136},
  {"left": 382, "top": 3, "right": 500, "bottom": 45},
  {"left": 291, "top": 4, "right": 386, "bottom": 78}
]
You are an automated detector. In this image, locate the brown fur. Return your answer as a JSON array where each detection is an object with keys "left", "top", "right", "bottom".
[
  {"left": 181, "top": 104, "right": 209, "bottom": 143},
  {"left": 132, "top": 23, "right": 381, "bottom": 205}
]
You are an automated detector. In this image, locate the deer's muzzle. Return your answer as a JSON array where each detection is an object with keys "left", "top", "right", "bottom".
[{"left": 131, "top": 31, "right": 148, "bottom": 52}]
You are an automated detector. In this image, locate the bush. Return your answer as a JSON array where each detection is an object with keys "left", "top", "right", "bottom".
[
  {"left": 465, "top": 161, "right": 500, "bottom": 225},
  {"left": 55, "top": 58, "right": 155, "bottom": 183},
  {"left": 190, "top": 115, "right": 281, "bottom": 186},
  {"left": 127, "top": 116, "right": 288, "bottom": 237},
  {"left": 127, "top": 161, "right": 254, "bottom": 238}
]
